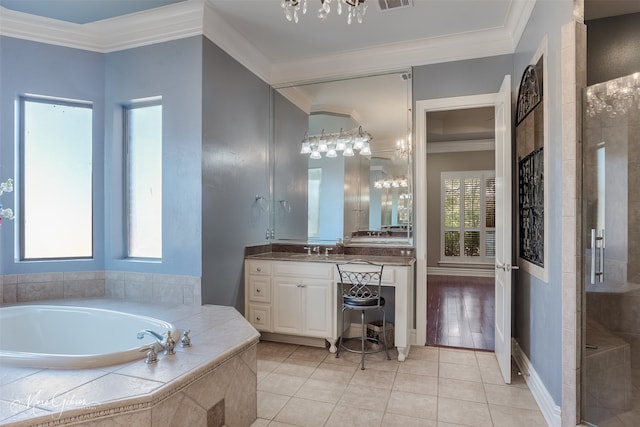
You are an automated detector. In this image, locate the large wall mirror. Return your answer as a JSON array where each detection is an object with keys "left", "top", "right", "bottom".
[{"left": 272, "top": 71, "right": 412, "bottom": 245}]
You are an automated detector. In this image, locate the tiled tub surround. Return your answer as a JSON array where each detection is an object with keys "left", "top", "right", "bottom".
[
  {"left": 0, "top": 298, "right": 259, "bottom": 427},
  {"left": 1, "top": 272, "right": 201, "bottom": 306}
]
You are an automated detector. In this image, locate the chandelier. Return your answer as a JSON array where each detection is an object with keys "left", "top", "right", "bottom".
[
  {"left": 301, "top": 126, "right": 372, "bottom": 159},
  {"left": 281, "top": 0, "right": 367, "bottom": 24},
  {"left": 586, "top": 73, "right": 640, "bottom": 118}
]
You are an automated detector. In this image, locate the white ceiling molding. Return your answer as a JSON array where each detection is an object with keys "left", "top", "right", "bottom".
[
  {"left": 0, "top": 0, "right": 537, "bottom": 86},
  {"left": 0, "top": 7, "right": 105, "bottom": 51},
  {"left": 269, "top": 28, "right": 515, "bottom": 85},
  {"left": 0, "top": 1, "right": 203, "bottom": 53},
  {"left": 427, "top": 140, "right": 495, "bottom": 154},
  {"left": 276, "top": 86, "right": 314, "bottom": 114},
  {"left": 505, "top": 0, "right": 537, "bottom": 50},
  {"left": 202, "top": 1, "right": 272, "bottom": 84}
]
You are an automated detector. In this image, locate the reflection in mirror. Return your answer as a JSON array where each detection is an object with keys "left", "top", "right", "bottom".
[{"left": 273, "top": 71, "right": 412, "bottom": 245}]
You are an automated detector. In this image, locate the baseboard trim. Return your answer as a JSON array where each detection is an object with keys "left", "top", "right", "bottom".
[
  {"left": 512, "top": 338, "right": 561, "bottom": 427},
  {"left": 427, "top": 267, "right": 495, "bottom": 277},
  {"left": 259, "top": 332, "right": 328, "bottom": 349}
]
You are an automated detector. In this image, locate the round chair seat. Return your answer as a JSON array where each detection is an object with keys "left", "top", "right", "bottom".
[{"left": 343, "top": 296, "right": 386, "bottom": 308}]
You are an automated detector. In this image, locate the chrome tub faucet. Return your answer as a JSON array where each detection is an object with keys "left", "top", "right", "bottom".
[{"left": 137, "top": 329, "right": 176, "bottom": 355}]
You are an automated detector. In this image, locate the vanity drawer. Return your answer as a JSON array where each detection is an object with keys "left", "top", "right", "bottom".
[
  {"left": 248, "top": 276, "right": 271, "bottom": 303},
  {"left": 248, "top": 304, "right": 271, "bottom": 331},
  {"left": 246, "top": 260, "right": 272, "bottom": 276},
  {"left": 273, "top": 261, "right": 333, "bottom": 279}
]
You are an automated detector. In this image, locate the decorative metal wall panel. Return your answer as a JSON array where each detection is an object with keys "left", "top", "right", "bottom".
[
  {"left": 516, "top": 64, "right": 542, "bottom": 125},
  {"left": 518, "top": 146, "right": 544, "bottom": 267}
]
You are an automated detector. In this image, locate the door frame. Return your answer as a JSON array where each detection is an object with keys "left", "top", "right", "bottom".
[{"left": 414, "top": 92, "right": 502, "bottom": 348}]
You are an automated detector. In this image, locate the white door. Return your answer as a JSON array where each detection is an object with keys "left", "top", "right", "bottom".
[{"left": 494, "top": 75, "right": 513, "bottom": 384}]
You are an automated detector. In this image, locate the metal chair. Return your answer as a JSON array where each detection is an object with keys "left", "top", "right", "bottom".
[{"left": 335, "top": 260, "right": 391, "bottom": 369}]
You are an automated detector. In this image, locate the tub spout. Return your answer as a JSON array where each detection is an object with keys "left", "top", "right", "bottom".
[{"left": 137, "top": 329, "right": 163, "bottom": 341}]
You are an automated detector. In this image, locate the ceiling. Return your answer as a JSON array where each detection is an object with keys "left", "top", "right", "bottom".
[
  {"left": 2, "top": 0, "right": 639, "bottom": 73},
  {"left": 2, "top": 0, "right": 638, "bottom": 151},
  {"left": 1, "top": 0, "right": 528, "bottom": 73}
]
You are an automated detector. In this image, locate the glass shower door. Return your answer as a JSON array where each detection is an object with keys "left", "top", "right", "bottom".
[{"left": 582, "top": 72, "right": 640, "bottom": 426}]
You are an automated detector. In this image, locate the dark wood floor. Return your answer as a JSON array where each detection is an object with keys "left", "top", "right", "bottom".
[{"left": 426, "top": 275, "right": 495, "bottom": 351}]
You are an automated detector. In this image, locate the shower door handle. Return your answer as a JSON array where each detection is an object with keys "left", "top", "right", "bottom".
[{"left": 590, "top": 228, "right": 605, "bottom": 285}]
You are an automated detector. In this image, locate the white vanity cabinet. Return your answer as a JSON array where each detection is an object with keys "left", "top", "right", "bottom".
[
  {"left": 272, "top": 262, "right": 333, "bottom": 339},
  {"left": 244, "top": 255, "right": 415, "bottom": 360},
  {"left": 244, "top": 260, "right": 273, "bottom": 332}
]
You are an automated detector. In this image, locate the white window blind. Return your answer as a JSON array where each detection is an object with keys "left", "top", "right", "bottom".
[{"left": 441, "top": 171, "right": 495, "bottom": 263}]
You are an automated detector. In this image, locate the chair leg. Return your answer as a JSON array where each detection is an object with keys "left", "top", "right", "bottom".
[
  {"left": 382, "top": 309, "right": 391, "bottom": 361},
  {"left": 360, "top": 309, "right": 365, "bottom": 370},
  {"left": 336, "top": 306, "right": 345, "bottom": 358}
]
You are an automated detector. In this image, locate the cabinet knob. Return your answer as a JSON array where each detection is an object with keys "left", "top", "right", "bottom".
[
  {"left": 256, "top": 288, "right": 261, "bottom": 293},
  {"left": 256, "top": 316, "right": 261, "bottom": 321},
  {"left": 256, "top": 267, "right": 262, "bottom": 272}
]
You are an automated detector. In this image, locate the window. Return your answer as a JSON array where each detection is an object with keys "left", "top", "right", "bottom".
[
  {"left": 125, "top": 102, "right": 162, "bottom": 258},
  {"left": 20, "top": 97, "right": 93, "bottom": 259},
  {"left": 441, "top": 170, "right": 495, "bottom": 263}
]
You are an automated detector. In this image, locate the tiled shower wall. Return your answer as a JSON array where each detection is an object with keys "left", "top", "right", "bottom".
[{"left": 1, "top": 271, "right": 201, "bottom": 306}]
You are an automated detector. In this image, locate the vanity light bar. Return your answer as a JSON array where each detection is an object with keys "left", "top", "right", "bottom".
[
  {"left": 374, "top": 177, "right": 408, "bottom": 189},
  {"left": 301, "top": 126, "right": 372, "bottom": 158}
]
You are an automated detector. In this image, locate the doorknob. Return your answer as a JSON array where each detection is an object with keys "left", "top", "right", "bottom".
[{"left": 496, "top": 262, "right": 519, "bottom": 272}]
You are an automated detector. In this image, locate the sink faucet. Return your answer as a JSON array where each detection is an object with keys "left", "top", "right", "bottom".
[
  {"left": 137, "top": 329, "right": 176, "bottom": 355},
  {"left": 313, "top": 246, "right": 320, "bottom": 255}
]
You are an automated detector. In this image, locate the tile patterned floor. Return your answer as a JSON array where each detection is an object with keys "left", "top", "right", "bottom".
[{"left": 252, "top": 341, "right": 548, "bottom": 427}]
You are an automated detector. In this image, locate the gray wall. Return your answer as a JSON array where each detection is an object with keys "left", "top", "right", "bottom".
[
  {"left": 426, "top": 151, "right": 495, "bottom": 267},
  {"left": 274, "top": 91, "right": 309, "bottom": 241},
  {"left": 104, "top": 37, "right": 203, "bottom": 276},
  {"left": 413, "top": 55, "right": 514, "bottom": 101},
  {"left": 201, "top": 37, "right": 270, "bottom": 309},
  {"left": 512, "top": 0, "right": 573, "bottom": 405},
  {"left": 0, "top": 36, "right": 105, "bottom": 275},
  {"left": 586, "top": 12, "right": 640, "bottom": 85}
]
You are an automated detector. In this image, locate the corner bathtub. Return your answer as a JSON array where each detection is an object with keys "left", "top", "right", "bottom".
[{"left": 0, "top": 305, "right": 177, "bottom": 369}]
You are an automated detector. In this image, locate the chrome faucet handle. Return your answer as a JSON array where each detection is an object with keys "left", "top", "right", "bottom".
[
  {"left": 180, "top": 330, "right": 192, "bottom": 348},
  {"left": 303, "top": 246, "right": 311, "bottom": 254},
  {"left": 313, "top": 246, "right": 320, "bottom": 254},
  {"left": 163, "top": 331, "right": 176, "bottom": 355},
  {"left": 140, "top": 344, "right": 158, "bottom": 364},
  {"left": 325, "top": 247, "right": 334, "bottom": 256}
]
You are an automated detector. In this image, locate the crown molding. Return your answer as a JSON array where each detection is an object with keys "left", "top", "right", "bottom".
[
  {"left": 0, "top": 1, "right": 204, "bottom": 53},
  {"left": 276, "top": 86, "right": 314, "bottom": 113},
  {"left": 201, "top": 1, "right": 272, "bottom": 84},
  {"left": 0, "top": 7, "right": 105, "bottom": 51},
  {"left": 505, "top": 0, "right": 537, "bottom": 50},
  {"left": 0, "top": 0, "right": 536, "bottom": 86},
  {"left": 269, "top": 27, "right": 516, "bottom": 85}
]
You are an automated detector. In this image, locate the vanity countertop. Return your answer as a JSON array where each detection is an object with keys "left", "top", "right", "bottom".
[{"left": 245, "top": 252, "right": 415, "bottom": 266}]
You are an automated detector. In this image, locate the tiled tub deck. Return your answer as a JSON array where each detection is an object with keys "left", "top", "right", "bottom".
[{"left": 0, "top": 299, "right": 259, "bottom": 427}]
